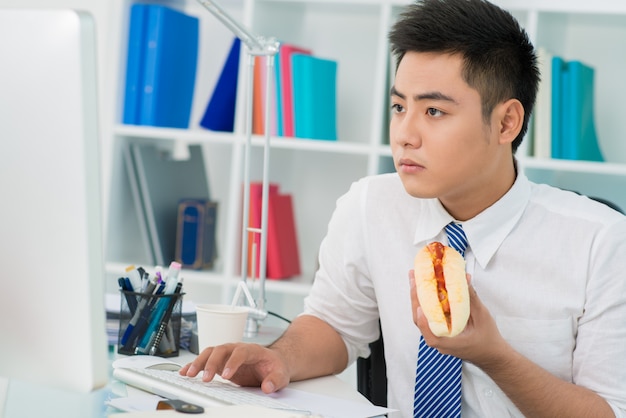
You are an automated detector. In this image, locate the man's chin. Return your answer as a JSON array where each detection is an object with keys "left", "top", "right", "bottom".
[
  {"left": 403, "top": 185, "right": 438, "bottom": 199},
  {"left": 398, "top": 175, "right": 438, "bottom": 199}
]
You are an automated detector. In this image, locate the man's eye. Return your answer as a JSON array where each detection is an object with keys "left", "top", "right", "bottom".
[
  {"left": 427, "top": 108, "right": 444, "bottom": 117},
  {"left": 391, "top": 103, "right": 404, "bottom": 113}
]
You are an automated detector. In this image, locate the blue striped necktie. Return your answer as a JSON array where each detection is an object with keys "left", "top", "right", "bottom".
[{"left": 413, "top": 222, "right": 467, "bottom": 418}]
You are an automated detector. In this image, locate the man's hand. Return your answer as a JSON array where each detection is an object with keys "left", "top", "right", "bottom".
[
  {"left": 409, "top": 269, "right": 614, "bottom": 417},
  {"left": 408, "top": 269, "right": 506, "bottom": 366},
  {"left": 179, "top": 343, "right": 290, "bottom": 394},
  {"left": 179, "top": 315, "right": 348, "bottom": 394}
]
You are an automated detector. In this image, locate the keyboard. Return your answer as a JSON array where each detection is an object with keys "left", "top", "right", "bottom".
[{"left": 113, "top": 366, "right": 304, "bottom": 412}]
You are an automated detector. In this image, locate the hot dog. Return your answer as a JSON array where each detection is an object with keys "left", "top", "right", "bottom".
[{"left": 414, "top": 242, "right": 469, "bottom": 337}]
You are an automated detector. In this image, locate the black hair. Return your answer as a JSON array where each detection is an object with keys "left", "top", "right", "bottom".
[{"left": 388, "top": 0, "right": 539, "bottom": 153}]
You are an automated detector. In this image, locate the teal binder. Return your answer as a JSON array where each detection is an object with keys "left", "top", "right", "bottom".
[
  {"left": 551, "top": 56, "right": 603, "bottom": 162},
  {"left": 291, "top": 54, "right": 338, "bottom": 141},
  {"left": 550, "top": 56, "right": 565, "bottom": 159},
  {"left": 560, "top": 60, "right": 603, "bottom": 162},
  {"left": 274, "top": 46, "right": 284, "bottom": 136}
]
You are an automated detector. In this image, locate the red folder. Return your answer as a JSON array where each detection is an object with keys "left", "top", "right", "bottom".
[
  {"left": 246, "top": 183, "right": 300, "bottom": 279},
  {"left": 278, "top": 44, "right": 311, "bottom": 137},
  {"left": 266, "top": 193, "right": 300, "bottom": 279}
]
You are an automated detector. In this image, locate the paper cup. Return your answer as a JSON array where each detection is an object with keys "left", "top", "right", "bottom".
[{"left": 195, "top": 304, "right": 249, "bottom": 350}]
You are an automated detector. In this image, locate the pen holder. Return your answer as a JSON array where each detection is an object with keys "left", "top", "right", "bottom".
[{"left": 117, "top": 290, "right": 184, "bottom": 357}]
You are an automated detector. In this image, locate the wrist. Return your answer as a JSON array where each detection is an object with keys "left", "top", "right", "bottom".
[
  {"left": 268, "top": 339, "right": 297, "bottom": 379},
  {"left": 471, "top": 337, "right": 517, "bottom": 374}
]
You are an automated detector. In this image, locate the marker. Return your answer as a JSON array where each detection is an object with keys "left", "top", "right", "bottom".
[
  {"left": 136, "top": 262, "right": 182, "bottom": 354},
  {"left": 120, "top": 275, "right": 158, "bottom": 346},
  {"left": 163, "top": 261, "right": 181, "bottom": 293},
  {"left": 149, "top": 280, "right": 184, "bottom": 355},
  {"left": 125, "top": 265, "right": 143, "bottom": 292},
  {"left": 155, "top": 266, "right": 163, "bottom": 284},
  {"left": 118, "top": 277, "right": 138, "bottom": 314},
  {"left": 121, "top": 288, "right": 160, "bottom": 353}
]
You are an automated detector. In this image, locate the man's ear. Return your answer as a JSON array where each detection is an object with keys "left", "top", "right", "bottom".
[{"left": 496, "top": 98, "right": 524, "bottom": 145}]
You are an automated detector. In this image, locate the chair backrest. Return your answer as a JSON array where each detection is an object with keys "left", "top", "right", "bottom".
[
  {"left": 588, "top": 196, "right": 623, "bottom": 214},
  {"left": 356, "top": 328, "right": 387, "bottom": 407}
]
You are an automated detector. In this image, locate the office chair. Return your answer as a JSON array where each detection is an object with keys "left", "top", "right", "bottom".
[
  {"left": 356, "top": 327, "right": 387, "bottom": 407},
  {"left": 588, "top": 196, "right": 623, "bottom": 214}
]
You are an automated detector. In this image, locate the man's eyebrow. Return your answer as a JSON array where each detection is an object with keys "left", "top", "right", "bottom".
[
  {"left": 390, "top": 86, "right": 457, "bottom": 104},
  {"left": 390, "top": 85, "right": 404, "bottom": 99},
  {"left": 416, "top": 91, "right": 458, "bottom": 104}
]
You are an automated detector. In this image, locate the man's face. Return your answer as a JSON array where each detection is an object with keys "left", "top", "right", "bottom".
[{"left": 390, "top": 51, "right": 508, "bottom": 216}]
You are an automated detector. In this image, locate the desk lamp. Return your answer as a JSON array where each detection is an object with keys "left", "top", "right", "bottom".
[{"left": 196, "top": 0, "right": 279, "bottom": 337}]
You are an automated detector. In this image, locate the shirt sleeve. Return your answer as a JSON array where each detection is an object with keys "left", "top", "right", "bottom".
[
  {"left": 574, "top": 217, "right": 626, "bottom": 414},
  {"left": 302, "top": 178, "right": 381, "bottom": 365}
]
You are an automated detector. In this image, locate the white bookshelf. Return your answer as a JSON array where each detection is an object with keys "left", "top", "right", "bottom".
[{"left": 103, "top": 0, "right": 626, "bottom": 323}]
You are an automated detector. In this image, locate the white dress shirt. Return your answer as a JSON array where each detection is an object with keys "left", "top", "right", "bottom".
[{"left": 303, "top": 171, "right": 626, "bottom": 418}]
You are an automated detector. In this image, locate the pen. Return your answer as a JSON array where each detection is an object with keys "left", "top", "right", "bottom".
[
  {"left": 138, "top": 266, "right": 147, "bottom": 281},
  {"left": 120, "top": 275, "right": 158, "bottom": 345},
  {"left": 155, "top": 266, "right": 163, "bottom": 284},
  {"left": 140, "top": 272, "right": 149, "bottom": 293},
  {"left": 162, "top": 321, "right": 175, "bottom": 354},
  {"left": 136, "top": 262, "right": 182, "bottom": 353},
  {"left": 118, "top": 277, "right": 138, "bottom": 314},
  {"left": 150, "top": 280, "right": 184, "bottom": 355},
  {"left": 121, "top": 274, "right": 164, "bottom": 352}
]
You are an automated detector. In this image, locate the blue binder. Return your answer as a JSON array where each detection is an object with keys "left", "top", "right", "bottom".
[
  {"left": 199, "top": 37, "right": 241, "bottom": 132},
  {"left": 122, "top": 4, "right": 149, "bottom": 125},
  {"left": 175, "top": 199, "right": 218, "bottom": 270},
  {"left": 139, "top": 5, "right": 199, "bottom": 128}
]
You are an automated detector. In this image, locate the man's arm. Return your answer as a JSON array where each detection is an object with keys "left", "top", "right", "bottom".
[
  {"left": 410, "top": 273, "right": 615, "bottom": 418},
  {"left": 477, "top": 340, "right": 614, "bottom": 418},
  {"left": 180, "top": 314, "right": 348, "bottom": 393},
  {"left": 269, "top": 314, "right": 349, "bottom": 381}
]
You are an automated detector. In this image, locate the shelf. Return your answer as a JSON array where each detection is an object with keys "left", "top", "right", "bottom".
[
  {"left": 105, "top": 261, "right": 314, "bottom": 297},
  {"left": 114, "top": 124, "right": 236, "bottom": 145},
  {"left": 519, "top": 156, "right": 626, "bottom": 175},
  {"left": 496, "top": 0, "right": 626, "bottom": 14},
  {"left": 104, "top": 0, "right": 626, "bottom": 310},
  {"left": 114, "top": 124, "right": 374, "bottom": 155}
]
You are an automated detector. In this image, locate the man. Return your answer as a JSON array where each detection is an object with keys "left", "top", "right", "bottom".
[{"left": 181, "top": 0, "right": 626, "bottom": 416}]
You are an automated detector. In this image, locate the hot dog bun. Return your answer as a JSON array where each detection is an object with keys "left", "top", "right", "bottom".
[{"left": 414, "top": 242, "right": 469, "bottom": 337}]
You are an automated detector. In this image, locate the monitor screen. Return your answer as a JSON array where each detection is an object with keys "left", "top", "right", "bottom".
[{"left": 0, "top": 8, "right": 108, "bottom": 396}]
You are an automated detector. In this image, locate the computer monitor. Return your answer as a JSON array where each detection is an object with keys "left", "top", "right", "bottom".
[{"left": 0, "top": 7, "right": 108, "bottom": 400}]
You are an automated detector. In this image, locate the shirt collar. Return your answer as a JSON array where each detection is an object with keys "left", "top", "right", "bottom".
[{"left": 413, "top": 172, "right": 531, "bottom": 269}]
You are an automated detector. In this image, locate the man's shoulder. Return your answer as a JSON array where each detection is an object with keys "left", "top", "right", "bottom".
[{"left": 529, "top": 182, "right": 624, "bottom": 223}]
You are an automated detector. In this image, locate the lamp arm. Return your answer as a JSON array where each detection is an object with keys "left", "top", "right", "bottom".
[
  {"left": 196, "top": 0, "right": 279, "bottom": 56},
  {"left": 196, "top": 0, "right": 278, "bottom": 337}
]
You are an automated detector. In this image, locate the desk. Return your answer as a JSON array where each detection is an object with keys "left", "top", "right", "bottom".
[{"left": 1, "top": 349, "right": 377, "bottom": 418}]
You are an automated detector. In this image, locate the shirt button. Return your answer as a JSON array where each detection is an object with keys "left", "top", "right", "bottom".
[{"left": 484, "top": 388, "right": 494, "bottom": 398}]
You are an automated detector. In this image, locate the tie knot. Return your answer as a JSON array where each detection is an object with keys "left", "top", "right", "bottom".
[{"left": 444, "top": 222, "right": 468, "bottom": 257}]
